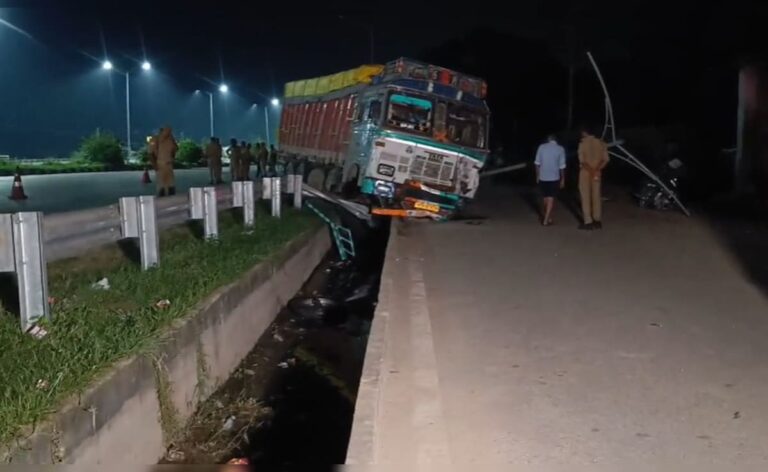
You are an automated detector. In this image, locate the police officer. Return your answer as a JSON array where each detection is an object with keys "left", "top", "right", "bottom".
[
  {"left": 227, "top": 138, "right": 241, "bottom": 181},
  {"left": 240, "top": 141, "right": 252, "bottom": 181},
  {"left": 155, "top": 126, "right": 178, "bottom": 196},
  {"left": 578, "top": 127, "right": 610, "bottom": 230},
  {"left": 205, "top": 137, "right": 223, "bottom": 184},
  {"left": 258, "top": 142, "right": 269, "bottom": 176}
]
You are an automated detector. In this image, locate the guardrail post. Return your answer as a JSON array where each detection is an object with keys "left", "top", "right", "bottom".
[
  {"left": 286, "top": 174, "right": 295, "bottom": 195},
  {"left": 203, "top": 187, "right": 218, "bottom": 239},
  {"left": 261, "top": 176, "right": 272, "bottom": 201},
  {"left": 232, "top": 181, "right": 255, "bottom": 228},
  {"left": 119, "top": 196, "right": 159, "bottom": 270},
  {"left": 189, "top": 187, "right": 219, "bottom": 240},
  {"left": 0, "top": 212, "right": 50, "bottom": 331},
  {"left": 293, "top": 174, "right": 303, "bottom": 209},
  {"left": 232, "top": 181, "right": 244, "bottom": 208},
  {"left": 270, "top": 177, "right": 281, "bottom": 218}
]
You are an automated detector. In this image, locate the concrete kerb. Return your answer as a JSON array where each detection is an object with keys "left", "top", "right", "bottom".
[
  {"left": 3, "top": 225, "right": 330, "bottom": 467},
  {"left": 345, "top": 220, "right": 402, "bottom": 464}
]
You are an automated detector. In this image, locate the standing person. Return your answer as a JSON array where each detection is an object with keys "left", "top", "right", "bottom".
[
  {"left": 258, "top": 142, "right": 269, "bottom": 176},
  {"left": 268, "top": 144, "right": 278, "bottom": 176},
  {"left": 578, "top": 127, "right": 610, "bottom": 230},
  {"left": 252, "top": 143, "right": 262, "bottom": 178},
  {"left": 156, "top": 126, "right": 178, "bottom": 196},
  {"left": 147, "top": 133, "right": 159, "bottom": 172},
  {"left": 534, "top": 134, "right": 566, "bottom": 226},
  {"left": 240, "top": 141, "right": 252, "bottom": 181},
  {"left": 227, "top": 138, "right": 241, "bottom": 181},
  {"left": 205, "top": 137, "right": 223, "bottom": 184}
]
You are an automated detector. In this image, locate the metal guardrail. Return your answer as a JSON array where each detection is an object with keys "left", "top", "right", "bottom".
[
  {"left": 43, "top": 186, "right": 234, "bottom": 263},
  {"left": 1, "top": 176, "right": 305, "bottom": 333}
]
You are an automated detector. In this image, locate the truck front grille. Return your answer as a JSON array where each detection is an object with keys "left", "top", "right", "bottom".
[{"left": 409, "top": 154, "right": 456, "bottom": 187}]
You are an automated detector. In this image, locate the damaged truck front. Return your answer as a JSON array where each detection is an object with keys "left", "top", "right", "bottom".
[{"left": 279, "top": 58, "right": 490, "bottom": 220}]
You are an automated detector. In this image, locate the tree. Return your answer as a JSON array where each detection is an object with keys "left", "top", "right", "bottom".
[
  {"left": 72, "top": 132, "right": 125, "bottom": 168},
  {"left": 176, "top": 139, "right": 204, "bottom": 166}
]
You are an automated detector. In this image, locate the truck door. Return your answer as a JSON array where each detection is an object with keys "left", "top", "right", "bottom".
[{"left": 346, "top": 94, "right": 383, "bottom": 186}]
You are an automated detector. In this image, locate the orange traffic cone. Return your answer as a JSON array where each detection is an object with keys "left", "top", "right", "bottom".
[
  {"left": 8, "top": 168, "right": 28, "bottom": 201},
  {"left": 142, "top": 167, "right": 152, "bottom": 184}
]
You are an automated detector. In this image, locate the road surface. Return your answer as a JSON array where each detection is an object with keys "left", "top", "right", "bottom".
[
  {"left": 348, "top": 184, "right": 768, "bottom": 469},
  {"left": 0, "top": 168, "right": 232, "bottom": 214}
]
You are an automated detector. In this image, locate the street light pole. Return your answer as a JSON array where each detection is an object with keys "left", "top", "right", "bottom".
[
  {"left": 102, "top": 60, "right": 150, "bottom": 154},
  {"left": 205, "top": 91, "right": 214, "bottom": 137},
  {"left": 125, "top": 72, "right": 132, "bottom": 152},
  {"left": 264, "top": 106, "right": 270, "bottom": 148}
]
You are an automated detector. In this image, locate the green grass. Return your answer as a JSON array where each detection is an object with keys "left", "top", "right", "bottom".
[{"left": 0, "top": 208, "right": 320, "bottom": 445}]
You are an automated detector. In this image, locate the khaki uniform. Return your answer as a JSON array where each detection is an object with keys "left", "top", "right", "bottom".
[
  {"left": 578, "top": 135, "right": 610, "bottom": 224},
  {"left": 156, "top": 128, "right": 178, "bottom": 196},
  {"left": 258, "top": 146, "right": 269, "bottom": 176},
  {"left": 147, "top": 136, "right": 158, "bottom": 169},
  {"left": 205, "top": 141, "right": 223, "bottom": 184},
  {"left": 227, "top": 145, "right": 241, "bottom": 181},
  {"left": 240, "top": 146, "right": 252, "bottom": 181}
]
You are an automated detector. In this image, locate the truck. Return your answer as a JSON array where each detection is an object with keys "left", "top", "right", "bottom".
[{"left": 278, "top": 58, "right": 490, "bottom": 219}]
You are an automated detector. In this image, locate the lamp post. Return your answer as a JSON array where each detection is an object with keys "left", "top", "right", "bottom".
[
  {"left": 196, "top": 84, "right": 228, "bottom": 137},
  {"left": 265, "top": 98, "right": 280, "bottom": 148},
  {"left": 101, "top": 59, "right": 152, "bottom": 152}
]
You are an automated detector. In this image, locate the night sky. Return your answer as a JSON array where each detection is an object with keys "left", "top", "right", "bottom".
[{"left": 1, "top": 0, "right": 767, "bottom": 170}]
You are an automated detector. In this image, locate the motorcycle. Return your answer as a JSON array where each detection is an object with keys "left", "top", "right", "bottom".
[{"left": 633, "top": 158, "right": 686, "bottom": 211}]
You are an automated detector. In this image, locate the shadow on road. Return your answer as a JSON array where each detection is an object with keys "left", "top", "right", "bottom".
[{"left": 518, "top": 185, "right": 582, "bottom": 225}]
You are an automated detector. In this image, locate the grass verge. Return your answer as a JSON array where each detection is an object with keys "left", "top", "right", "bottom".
[{"left": 0, "top": 208, "right": 320, "bottom": 445}]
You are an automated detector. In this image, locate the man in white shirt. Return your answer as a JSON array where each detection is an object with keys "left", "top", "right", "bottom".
[{"left": 534, "top": 134, "right": 566, "bottom": 226}]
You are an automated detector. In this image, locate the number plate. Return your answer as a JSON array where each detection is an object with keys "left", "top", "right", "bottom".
[{"left": 414, "top": 200, "right": 440, "bottom": 213}]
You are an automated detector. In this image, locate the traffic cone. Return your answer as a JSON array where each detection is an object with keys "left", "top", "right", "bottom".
[
  {"left": 142, "top": 167, "right": 152, "bottom": 184},
  {"left": 8, "top": 168, "right": 28, "bottom": 201}
]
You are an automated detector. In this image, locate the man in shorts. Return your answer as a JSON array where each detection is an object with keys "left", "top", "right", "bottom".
[{"left": 534, "top": 134, "right": 566, "bottom": 226}]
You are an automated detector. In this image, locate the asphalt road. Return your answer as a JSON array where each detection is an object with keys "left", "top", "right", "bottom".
[
  {"left": 348, "top": 184, "right": 768, "bottom": 469},
  {"left": 0, "top": 168, "right": 232, "bottom": 214}
]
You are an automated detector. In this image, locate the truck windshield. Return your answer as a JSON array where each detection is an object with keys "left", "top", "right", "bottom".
[
  {"left": 444, "top": 103, "right": 487, "bottom": 149},
  {"left": 386, "top": 93, "right": 433, "bottom": 135}
]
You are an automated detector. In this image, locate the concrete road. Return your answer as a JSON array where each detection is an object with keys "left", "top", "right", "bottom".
[
  {"left": 348, "top": 184, "right": 768, "bottom": 470},
  {"left": 0, "top": 168, "right": 232, "bottom": 214}
]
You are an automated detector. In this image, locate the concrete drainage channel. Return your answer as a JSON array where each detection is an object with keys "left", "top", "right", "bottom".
[{"left": 163, "top": 212, "right": 390, "bottom": 466}]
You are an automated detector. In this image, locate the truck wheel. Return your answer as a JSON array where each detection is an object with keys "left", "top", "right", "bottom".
[
  {"left": 307, "top": 167, "right": 327, "bottom": 190},
  {"left": 341, "top": 164, "right": 360, "bottom": 196},
  {"left": 326, "top": 167, "right": 343, "bottom": 192}
]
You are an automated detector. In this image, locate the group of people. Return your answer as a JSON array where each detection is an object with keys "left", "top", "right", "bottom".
[
  {"left": 534, "top": 127, "right": 610, "bottom": 230},
  {"left": 204, "top": 137, "right": 277, "bottom": 185},
  {"left": 147, "top": 128, "right": 279, "bottom": 198}
]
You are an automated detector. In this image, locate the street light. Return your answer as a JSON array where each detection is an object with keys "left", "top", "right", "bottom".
[
  {"left": 264, "top": 98, "right": 281, "bottom": 148},
  {"left": 100, "top": 59, "right": 151, "bottom": 152},
  {"left": 196, "top": 85, "right": 229, "bottom": 137}
]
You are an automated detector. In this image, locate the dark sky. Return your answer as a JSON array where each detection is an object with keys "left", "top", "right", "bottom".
[{"left": 1, "top": 0, "right": 767, "bottom": 158}]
